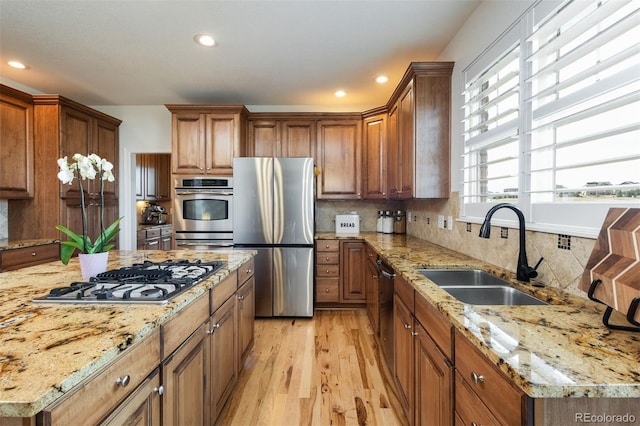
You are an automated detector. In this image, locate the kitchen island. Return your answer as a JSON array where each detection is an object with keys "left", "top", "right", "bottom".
[
  {"left": 318, "top": 232, "right": 639, "bottom": 424},
  {"left": 0, "top": 249, "right": 255, "bottom": 423}
]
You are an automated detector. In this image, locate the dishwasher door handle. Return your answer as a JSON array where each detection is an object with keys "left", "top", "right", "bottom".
[{"left": 380, "top": 269, "right": 396, "bottom": 279}]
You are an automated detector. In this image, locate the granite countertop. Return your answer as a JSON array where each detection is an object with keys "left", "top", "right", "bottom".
[
  {"left": 0, "top": 239, "right": 60, "bottom": 252},
  {"left": 0, "top": 249, "right": 255, "bottom": 418},
  {"left": 318, "top": 232, "right": 640, "bottom": 399}
]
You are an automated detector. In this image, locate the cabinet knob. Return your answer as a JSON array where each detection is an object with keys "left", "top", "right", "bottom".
[
  {"left": 326, "top": 269, "right": 330, "bottom": 273},
  {"left": 325, "top": 257, "right": 330, "bottom": 261},
  {"left": 325, "top": 288, "right": 330, "bottom": 293},
  {"left": 31, "top": 252, "right": 37, "bottom": 257},
  {"left": 403, "top": 323, "right": 411, "bottom": 329},
  {"left": 245, "top": 268, "right": 252, "bottom": 273},
  {"left": 411, "top": 331, "right": 418, "bottom": 336},
  {"left": 471, "top": 372, "right": 485, "bottom": 384},
  {"left": 238, "top": 295, "right": 245, "bottom": 300},
  {"left": 153, "top": 385, "right": 165, "bottom": 396},
  {"left": 115, "top": 375, "right": 130, "bottom": 387},
  {"left": 325, "top": 245, "right": 330, "bottom": 249}
]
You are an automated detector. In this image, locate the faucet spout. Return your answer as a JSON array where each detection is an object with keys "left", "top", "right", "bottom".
[{"left": 478, "top": 203, "right": 541, "bottom": 282}]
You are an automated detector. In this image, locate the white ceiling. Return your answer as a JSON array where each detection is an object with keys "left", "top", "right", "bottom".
[{"left": 0, "top": 0, "right": 480, "bottom": 110}]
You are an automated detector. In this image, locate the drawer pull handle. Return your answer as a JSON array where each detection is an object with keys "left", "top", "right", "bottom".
[
  {"left": 325, "top": 288, "right": 330, "bottom": 293},
  {"left": 32, "top": 252, "right": 37, "bottom": 256},
  {"left": 471, "top": 372, "right": 485, "bottom": 384},
  {"left": 411, "top": 331, "right": 418, "bottom": 336},
  {"left": 325, "top": 257, "right": 330, "bottom": 261},
  {"left": 238, "top": 295, "right": 245, "bottom": 300},
  {"left": 325, "top": 245, "right": 330, "bottom": 249},
  {"left": 326, "top": 269, "right": 330, "bottom": 273},
  {"left": 403, "top": 323, "right": 411, "bottom": 329},
  {"left": 115, "top": 375, "right": 130, "bottom": 387},
  {"left": 153, "top": 385, "right": 165, "bottom": 396},
  {"left": 207, "top": 323, "right": 221, "bottom": 334}
]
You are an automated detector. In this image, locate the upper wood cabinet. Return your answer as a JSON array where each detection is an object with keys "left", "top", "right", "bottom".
[
  {"left": 0, "top": 85, "right": 34, "bottom": 199},
  {"left": 166, "top": 105, "right": 248, "bottom": 176},
  {"left": 387, "top": 62, "right": 453, "bottom": 199},
  {"left": 136, "top": 154, "right": 171, "bottom": 201},
  {"left": 246, "top": 116, "right": 316, "bottom": 159},
  {"left": 316, "top": 118, "right": 362, "bottom": 199},
  {"left": 362, "top": 109, "right": 388, "bottom": 200}
]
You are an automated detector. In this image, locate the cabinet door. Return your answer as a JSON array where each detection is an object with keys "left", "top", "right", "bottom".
[
  {"left": 341, "top": 241, "right": 366, "bottom": 302},
  {"left": 362, "top": 114, "right": 387, "bottom": 199},
  {"left": 155, "top": 154, "right": 171, "bottom": 200},
  {"left": 144, "top": 154, "right": 158, "bottom": 199},
  {"left": 162, "top": 322, "right": 208, "bottom": 426},
  {"left": 316, "top": 120, "right": 362, "bottom": 199},
  {"left": 365, "top": 256, "right": 380, "bottom": 334},
  {"left": 209, "top": 295, "right": 238, "bottom": 422},
  {"left": 280, "top": 120, "right": 316, "bottom": 159},
  {"left": 393, "top": 293, "right": 414, "bottom": 417},
  {"left": 237, "top": 275, "right": 255, "bottom": 368},
  {"left": 247, "top": 120, "right": 278, "bottom": 157},
  {"left": 60, "top": 106, "right": 93, "bottom": 198},
  {"left": 396, "top": 82, "right": 414, "bottom": 199},
  {"left": 0, "top": 89, "right": 34, "bottom": 199},
  {"left": 94, "top": 118, "right": 119, "bottom": 198},
  {"left": 100, "top": 369, "right": 161, "bottom": 426},
  {"left": 172, "top": 112, "right": 206, "bottom": 174},
  {"left": 204, "top": 113, "right": 239, "bottom": 175},
  {"left": 135, "top": 155, "right": 145, "bottom": 200},
  {"left": 387, "top": 103, "right": 399, "bottom": 198},
  {"left": 414, "top": 321, "right": 453, "bottom": 426}
]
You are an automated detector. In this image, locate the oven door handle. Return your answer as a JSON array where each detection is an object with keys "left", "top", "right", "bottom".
[
  {"left": 176, "top": 242, "right": 234, "bottom": 247},
  {"left": 175, "top": 191, "right": 233, "bottom": 196}
]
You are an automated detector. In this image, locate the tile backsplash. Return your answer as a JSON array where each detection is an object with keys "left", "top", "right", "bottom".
[
  {"left": 0, "top": 199, "right": 7, "bottom": 241},
  {"left": 317, "top": 195, "right": 596, "bottom": 299}
]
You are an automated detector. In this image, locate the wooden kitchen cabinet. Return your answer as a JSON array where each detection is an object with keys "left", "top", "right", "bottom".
[
  {"left": 0, "top": 84, "right": 34, "bottom": 199},
  {"left": 0, "top": 242, "right": 59, "bottom": 271},
  {"left": 316, "top": 118, "right": 362, "bottom": 199},
  {"left": 237, "top": 258, "right": 255, "bottom": 367},
  {"left": 387, "top": 62, "right": 453, "bottom": 199},
  {"left": 365, "top": 245, "right": 380, "bottom": 334},
  {"left": 8, "top": 94, "right": 121, "bottom": 243},
  {"left": 315, "top": 239, "right": 340, "bottom": 304},
  {"left": 246, "top": 117, "right": 316, "bottom": 159},
  {"left": 393, "top": 277, "right": 415, "bottom": 418},
  {"left": 137, "top": 226, "right": 172, "bottom": 250},
  {"left": 166, "top": 105, "right": 248, "bottom": 176},
  {"left": 100, "top": 368, "right": 162, "bottom": 426},
  {"left": 341, "top": 240, "right": 367, "bottom": 302},
  {"left": 362, "top": 109, "right": 388, "bottom": 200},
  {"left": 209, "top": 294, "right": 238, "bottom": 422},
  {"left": 136, "top": 154, "right": 171, "bottom": 201}
]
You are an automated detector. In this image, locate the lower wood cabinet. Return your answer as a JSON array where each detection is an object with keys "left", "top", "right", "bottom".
[
  {"left": 365, "top": 245, "right": 380, "bottom": 334},
  {"left": 209, "top": 295, "right": 238, "bottom": 421},
  {"left": 0, "top": 242, "right": 59, "bottom": 271},
  {"left": 341, "top": 241, "right": 366, "bottom": 302},
  {"left": 393, "top": 286, "right": 415, "bottom": 417},
  {"left": 237, "top": 260, "right": 255, "bottom": 367},
  {"left": 100, "top": 369, "right": 161, "bottom": 426}
]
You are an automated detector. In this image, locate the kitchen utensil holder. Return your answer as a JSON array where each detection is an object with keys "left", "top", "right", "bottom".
[{"left": 587, "top": 279, "right": 640, "bottom": 332}]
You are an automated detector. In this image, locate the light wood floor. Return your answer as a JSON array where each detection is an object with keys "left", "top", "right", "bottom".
[{"left": 216, "top": 309, "right": 408, "bottom": 426}]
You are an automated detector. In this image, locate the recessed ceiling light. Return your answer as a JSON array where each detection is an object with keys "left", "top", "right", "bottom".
[
  {"left": 8, "top": 60, "right": 29, "bottom": 70},
  {"left": 376, "top": 75, "right": 388, "bottom": 84},
  {"left": 194, "top": 34, "right": 216, "bottom": 47},
  {"left": 335, "top": 90, "right": 346, "bottom": 98}
]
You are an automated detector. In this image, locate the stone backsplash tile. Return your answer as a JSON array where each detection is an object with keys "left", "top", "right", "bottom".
[{"left": 0, "top": 199, "right": 7, "bottom": 240}]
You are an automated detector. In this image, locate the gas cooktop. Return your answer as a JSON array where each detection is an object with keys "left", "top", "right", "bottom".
[{"left": 34, "top": 259, "right": 226, "bottom": 305}]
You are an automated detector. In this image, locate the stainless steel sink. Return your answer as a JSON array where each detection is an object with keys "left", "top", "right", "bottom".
[
  {"left": 418, "top": 269, "right": 511, "bottom": 287},
  {"left": 440, "top": 285, "right": 548, "bottom": 306}
]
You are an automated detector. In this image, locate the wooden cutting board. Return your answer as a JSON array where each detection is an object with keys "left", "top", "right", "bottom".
[{"left": 579, "top": 208, "right": 640, "bottom": 324}]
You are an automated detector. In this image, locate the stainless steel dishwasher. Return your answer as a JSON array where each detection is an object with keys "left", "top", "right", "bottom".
[{"left": 377, "top": 258, "right": 396, "bottom": 367}]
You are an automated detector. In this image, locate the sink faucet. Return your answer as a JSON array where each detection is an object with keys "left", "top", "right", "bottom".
[{"left": 478, "top": 203, "right": 543, "bottom": 282}]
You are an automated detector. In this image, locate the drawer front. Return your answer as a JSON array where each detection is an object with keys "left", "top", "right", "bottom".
[
  {"left": 160, "top": 226, "right": 173, "bottom": 236},
  {"left": 316, "top": 239, "right": 339, "bottom": 252},
  {"left": 316, "top": 264, "right": 339, "bottom": 277},
  {"left": 237, "top": 258, "right": 255, "bottom": 286},
  {"left": 316, "top": 252, "right": 339, "bottom": 265},
  {"left": 365, "top": 245, "right": 377, "bottom": 265},
  {"left": 316, "top": 278, "right": 339, "bottom": 302},
  {"left": 455, "top": 330, "right": 524, "bottom": 425},
  {"left": 146, "top": 228, "right": 161, "bottom": 239},
  {"left": 162, "top": 294, "right": 209, "bottom": 359},
  {"left": 211, "top": 272, "right": 238, "bottom": 313},
  {"left": 415, "top": 293, "right": 452, "bottom": 359},
  {"left": 394, "top": 274, "right": 414, "bottom": 311},
  {"left": 1, "top": 243, "right": 60, "bottom": 270},
  {"left": 43, "top": 329, "right": 161, "bottom": 426},
  {"left": 454, "top": 372, "right": 501, "bottom": 426}
]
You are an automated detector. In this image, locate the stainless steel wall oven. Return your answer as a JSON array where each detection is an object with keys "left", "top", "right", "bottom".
[{"left": 174, "top": 176, "right": 233, "bottom": 248}]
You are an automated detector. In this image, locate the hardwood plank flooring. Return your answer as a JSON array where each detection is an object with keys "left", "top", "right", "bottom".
[{"left": 216, "top": 309, "right": 408, "bottom": 426}]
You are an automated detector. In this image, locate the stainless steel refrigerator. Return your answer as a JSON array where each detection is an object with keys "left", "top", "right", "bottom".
[{"left": 233, "top": 157, "right": 315, "bottom": 317}]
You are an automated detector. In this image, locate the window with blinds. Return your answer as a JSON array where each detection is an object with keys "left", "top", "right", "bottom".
[{"left": 461, "top": 0, "right": 640, "bottom": 237}]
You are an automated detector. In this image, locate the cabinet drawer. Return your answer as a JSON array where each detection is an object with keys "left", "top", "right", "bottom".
[
  {"left": 316, "top": 252, "right": 339, "bottom": 264},
  {"left": 415, "top": 292, "right": 452, "bottom": 359},
  {"left": 316, "top": 264, "right": 339, "bottom": 277},
  {"left": 161, "top": 294, "right": 209, "bottom": 359},
  {"left": 394, "top": 274, "right": 414, "bottom": 311},
  {"left": 454, "top": 372, "right": 501, "bottom": 426},
  {"left": 316, "top": 239, "right": 339, "bottom": 252},
  {"left": 1, "top": 243, "right": 59, "bottom": 271},
  {"left": 237, "top": 258, "right": 255, "bottom": 286},
  {"left": 146, "top": 228, "right": 161, "bottom": 239},
  {"left": 160, "top": 226, "right": 172, "bottom": 236},
  {"left": 212, "top": 272, "right": 238, "bottom": 313},
  {"left": 42, "top": 329, "right": 161, "bottom": 426},
  {"left": 316, "top": 278, "right": 339, "bottom": 302},
  {"left": 455, "top": 330, "right": 524, "bottom": 425}
]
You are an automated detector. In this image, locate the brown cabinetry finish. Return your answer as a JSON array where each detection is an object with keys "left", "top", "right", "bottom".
[
  {"left": 0, "top": 84, "right": 34, "bottom": 199},
  {"left": 365, "top": 245, "right": 380, "bottom": 334},
  {"left": 136, "top": 154, "right": 171, "bottom": 201},
  {"left": 315, "top": 239, "right": 340, "bottom": 303},
  {"left": 209, "top": 295, "right": 238, "bottom": 422},
  {"left": 100, "top": 368, "right": 161, "bottom": 426},
  {"left": 237, "top": 257, "right": 255, "bottom": 367},
  {"left": 393, "top": 290, "right": 414, "bottom": 416},
  {"left": 362, "top": 111, "right": 388, "bottom": 199},
  {"left": 247, "top": 118, "right": 316, "bottom": 159},
  {"left": 0, "top": 243, "right": 59, "bottom": 271},
  {"left": 316, "top": 119, "right": 362, "bottom": 199},
  {"left": 340, "top": 241, "right": 366, "bottom": 302},
  {"left": 167, "top": 105, "right": 248, "bottom": 176},
  {"left": 389, "top": 82, "right": 414, "bottom": 200}
]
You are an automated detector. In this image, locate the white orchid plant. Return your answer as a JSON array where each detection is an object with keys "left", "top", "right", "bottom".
[{"left": 56, "top": 153, "right": 122, "bottom": 265}]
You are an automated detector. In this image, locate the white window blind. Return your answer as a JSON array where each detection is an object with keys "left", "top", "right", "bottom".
[{"left": 461, "top": 0, "right": 640, "bottom": 237}]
